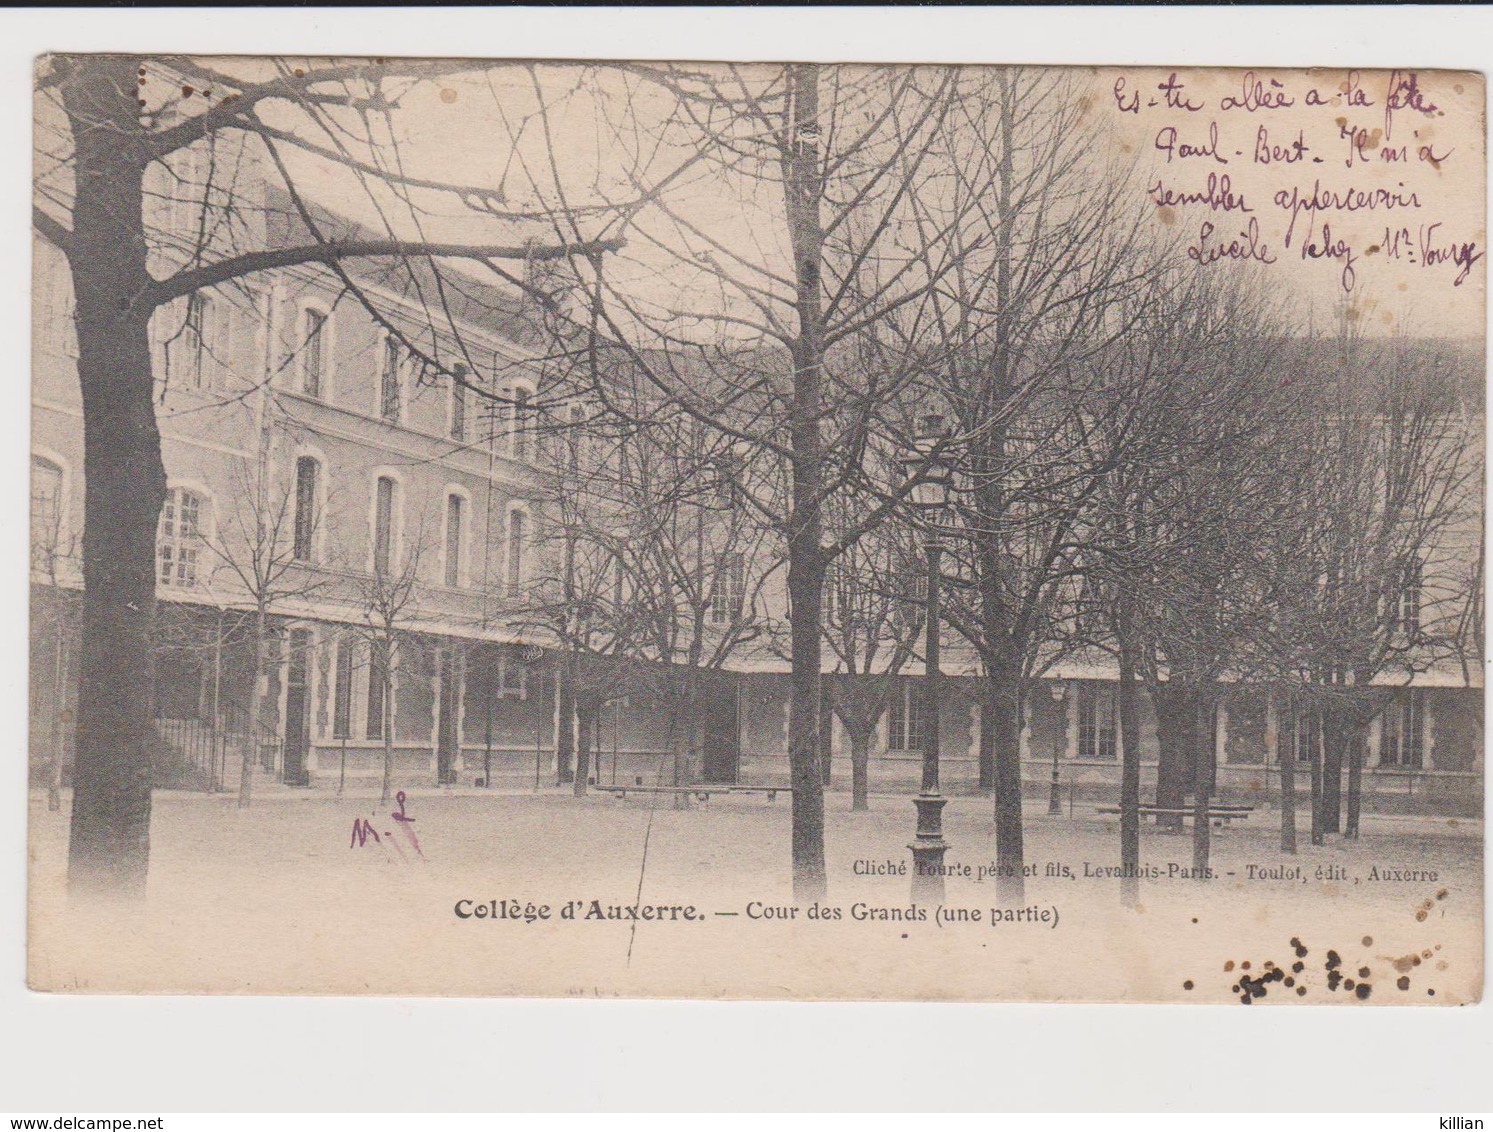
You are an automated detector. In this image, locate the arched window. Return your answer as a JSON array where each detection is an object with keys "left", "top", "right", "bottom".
[
  {"left": 157, "top": 486, "right": 205, "bottom": 587},
  {"left": 510, "top": 387, "right": 531, "bottom": 461},
  {"left": 450, "top": 374, "right": 467, "bottom": 442},
  {"left": 380, "top": 337, "right": 403, "bottom": 423},
  {"left": 506, "top": 509, "right": 526, "bottom": 598},
  {"left": 30, "top": 456, "right": 63, "bottom": 574},
  {"left": 300, "top": 307, "right": 327, "bottom": 398},
  {"left": 293, "top": 456, "right": 319, "bottom": 562},
  {"left": 373, "top": 476, "right": 398, "bottom": 576},
  {"left": 444, "top": 493, "right": 465, "bottom": 588}
]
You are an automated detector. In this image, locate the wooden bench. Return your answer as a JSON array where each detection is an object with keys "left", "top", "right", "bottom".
[
  {"left": 597, "top": 784, "right": 791, "bottom": 803},
  {"left": 1095, "top": 804, "right": 1254, "bottom": 825}
]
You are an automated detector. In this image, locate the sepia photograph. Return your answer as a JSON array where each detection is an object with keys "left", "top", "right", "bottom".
[{"left": 27, "top": 51, "right": 1484, "bottom": 1006}]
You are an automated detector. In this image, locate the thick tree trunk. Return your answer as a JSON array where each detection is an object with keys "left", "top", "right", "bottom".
[
  {"left": 783, "top": 63, "right": 828, "bottom": 903},
  {"left": 987, "top": 669, "right": 1025, "bottom": 906},
  {"left": 1278, "top": 704, "right": 1298, "bottom": 855},
  {"left": 1191, "top": 693, "right": 1213, "bottom": 878},
  {"left": 63, "top": 58, "right": 167, "bottom": 900},
  {"left": 1116, "top": 641, "right": 1142, "bottom": 907},
  {"left": 1151, "top": 682, "right": 1194, "bottom": 831}
]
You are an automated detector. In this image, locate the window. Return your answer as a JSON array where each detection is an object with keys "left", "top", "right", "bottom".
[
  {"left": 31, "top": 457, "right": 63, "bottom": 574},
  {"left": 167, "top": 292, "right": 219, "bottom": 390},
  {"left": 373, "top": 476, "right": 396, "bottom": 576},
  {"left": 497, "top": 655, "right": 527, "bottom": 700},
  {"left": 444, "top": 493, "right": 464, "bottom": 588},
  {"left": 333, "top": 637, "right": 354, "bottom": 739},
  {"left": 293, "top": 456, "right": 318, "bottom": 562},
  {"left": 705, "top": 453, "right": 737, "bottom": 508},
  {"left": 888, "top": 683, "right": 924, "bottom": 752},
  {"left": 711, "top": 554, "right": 745, "bottom": 625},
  {"left": 1381, "top": 691, "right": 1425, "bottom": 768},
  {"left": 380, "top": 337, "right": 402, "bottom": 423},
  {"left": 450, "top": 374, "right": 467, "bottom": 441},
  {"left": 300, "top": 308, "right": 326, "bottom": 398},
  {"left": 1394, "top": 558, "right": 1423, "bottom": 639},
  {"left": 506, "top": 510, "right": 526, "bottom": 598},
  {"left": 893, "top": 570, "right": 926, "bottom": 633},
  {"left": 1078, "top": 682, "right": 1117, "bottom": 761},
  {"left": 157, "top": 487, "right": 204, "bottom": 587},
  {"left": 366, "top": 639, "right": 389, "bottom": 741},
  {"left": 510, "top": 387, "right": 530, "bottom": 461}
]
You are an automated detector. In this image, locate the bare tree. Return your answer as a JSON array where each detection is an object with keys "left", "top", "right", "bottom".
[
  {"left": 197, "top": 451, "right": 337, "bottom": 807},
  {"left": 33, "top": 55, "right": 620, "bottom": 895}
]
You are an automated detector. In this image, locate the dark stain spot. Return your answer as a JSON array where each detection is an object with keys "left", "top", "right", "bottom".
[
  {"left": 1436, "top": 889, "right": 1448, "bottom": 901},
  {"left": 1296, "top": 986, "right": 1308, "bottom": 997},
  {"left": 1231, "top": 984, "right": 1241, "bottom": 993},
  {"left": 1224, "top": 960, "right": 1235, "bottom": 972},
  {"left": 1191, "top": 918, "right": 1198, "bottom": 924},
  {"left": 182, "top": 85, "right": 194, "bottom": 99},
  {"left": 1416, "top": 910, "right": 1428, "bottom": 922},
  {"left": 1344, "top": 978, "right": 1356, "bottom": 991},
  {"left": 1284, "top": 976, "right": 1295, "bottom": 987},
  {"left": 1355, "top": 983, "right": 1372, "bottom": 1000},
  {"left": 1241, "top": 961, "right": 1251, "bottom": 971},
  {"left": 1357, "top": 967, "right": 1371, "bottom": 979},
  {"left": 1292, "top": 961, "right": 1305, "bottom": 973},
  {"left": 1427, "top": 989, "right": 1436, "bottom": 996},
  {"left": 1362, "top": 936, "right": 1373, "bottom": 947},
  {"left": 1397, "top": 976, "right": 1411, "bottom": 991},
  {"left": 1183, "top": 980, "right": 1194, "bottom": 991}
]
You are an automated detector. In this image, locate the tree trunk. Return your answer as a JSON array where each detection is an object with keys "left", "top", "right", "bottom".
[
  {"left": 1151, "top": 682, "right": 1194, "bottom": 832},
  {"left": 849, "top": 728, "right": 872, "bottom": 812},
  {"left": 1191, "top": 692, "right": 1212, "bottom": 879},
  {"left": 556, "top": 655, "right": 575, "bottom": 785},
  {"left": 1343, "top": 712, "right": 1367, "bottom": 839},
  {"left": 63, "top": 57, "right": 167, "bottom": 899},
  {"left": 48, "top": 623, "right": 69, "bottom": 813},
  {"left": 819, "top": 678, "right": 835, "bottom": 788},
  {"left": 783, "top": 63, "right": 828, "bottom": 904},
  {"left": 573, "top": 697, "right": 594, "bottom": 797},
  {"left": 1117, "top": 641, "right": 1141, "bottom": 907},
  {"left": 988, "top": 669, "right": 1025, "bottom": 906},
  {"left": 1278, "top": 703, "right": 1298, "bottom": 855},
  {"left": 1308, "top": 708, "right": 1325, "bottom": 846},
  {"left": 1319, "top": 704, "right": 1345, "bottom": 835},
  {"left": 379, "top": 660, "right": 394, "bottom": 806},
  {"left": 239, "top": 606, "right": 267, "bottom": 809}
]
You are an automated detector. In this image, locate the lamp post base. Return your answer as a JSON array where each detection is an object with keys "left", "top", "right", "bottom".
[
  {"left": 910, "top": 793, "right": 949, "bottom": 905},
  {"left": 1048, "top": 768, "right": 1063, "bottom": 815}
]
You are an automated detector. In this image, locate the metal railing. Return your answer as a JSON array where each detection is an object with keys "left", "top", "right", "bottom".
[{"left": 152, "top": 699, "right": 282, "bottom": 791}]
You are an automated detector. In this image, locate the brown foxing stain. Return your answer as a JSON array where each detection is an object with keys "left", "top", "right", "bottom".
[{"left": 440, "top": 88, "right": 459, "bottom": 105}]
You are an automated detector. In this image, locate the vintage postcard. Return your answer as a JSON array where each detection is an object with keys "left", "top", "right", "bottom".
[{"left": 29, "top": 57, "right": 1484, "bottom": 1002}]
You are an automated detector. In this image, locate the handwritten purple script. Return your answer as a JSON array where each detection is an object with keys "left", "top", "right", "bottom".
[
  {"left": 1114, "top": 69, "right": 1483, "bottom": 294},
  {"left": 350, "top": 790, "right": 423, "bottom": 858}
]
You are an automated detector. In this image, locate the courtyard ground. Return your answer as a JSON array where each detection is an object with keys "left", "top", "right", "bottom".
[{"left": 27, "top": 786, "right": 1483, "bottom": 1004}]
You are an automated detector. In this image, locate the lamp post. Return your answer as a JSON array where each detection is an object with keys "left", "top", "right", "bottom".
[
  {"left": 901, "top": 415, "right": 955, "bottom": 906},
  {"left": 1048, "top": 680, "right": 1067, "bottom": 815}
]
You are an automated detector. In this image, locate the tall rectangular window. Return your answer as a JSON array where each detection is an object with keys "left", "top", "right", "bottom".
[
  {"left": 333, "top": 638, "right": 354, "bottom": 739},
  {"left": 380, "top": 338, "right": 402, "bottom": 423},
  {"left": 1078, "top": 682, "right": 1117, "bottom": 761},
  {"left": 1381, "top": 690, "right": 1425, "bottom": 768},
  {"left": 888, "top": 683, "right": 924, "bottom": 752},
  {"left": 1396, "top": 558, "right": 1423, "bottom": 638},
  {"left": 30, "top": 457, "right": 63, "bottom": 574},
  {"left": 444, "top": 494, "right": 463, "bottom": 588},
  {"left": 293, "top": 456, "right": 318, "bottom": 562},
  {"left": 506, "top": 510, "right": 525, "bottom": 598},
  {"left": 450, "top": 376, "right": 467, "bottom": 441},
  {"left": 511, "top": 388, "right": 530, "bottom": 462},
  {"left": 711, "top": 554, "right": 745, "bottom": 625},
  {"left": 301, "top": 308, "right": 326, "bottom": 398},
  {"left": 157, "top": 487, "right": 203, "bottom": 588},
  {"left": 373, "top": 476, "right": 395, "bottom": 576},
  {"left": 366, "top": 640, "right": 388, "bottom": 740}
]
